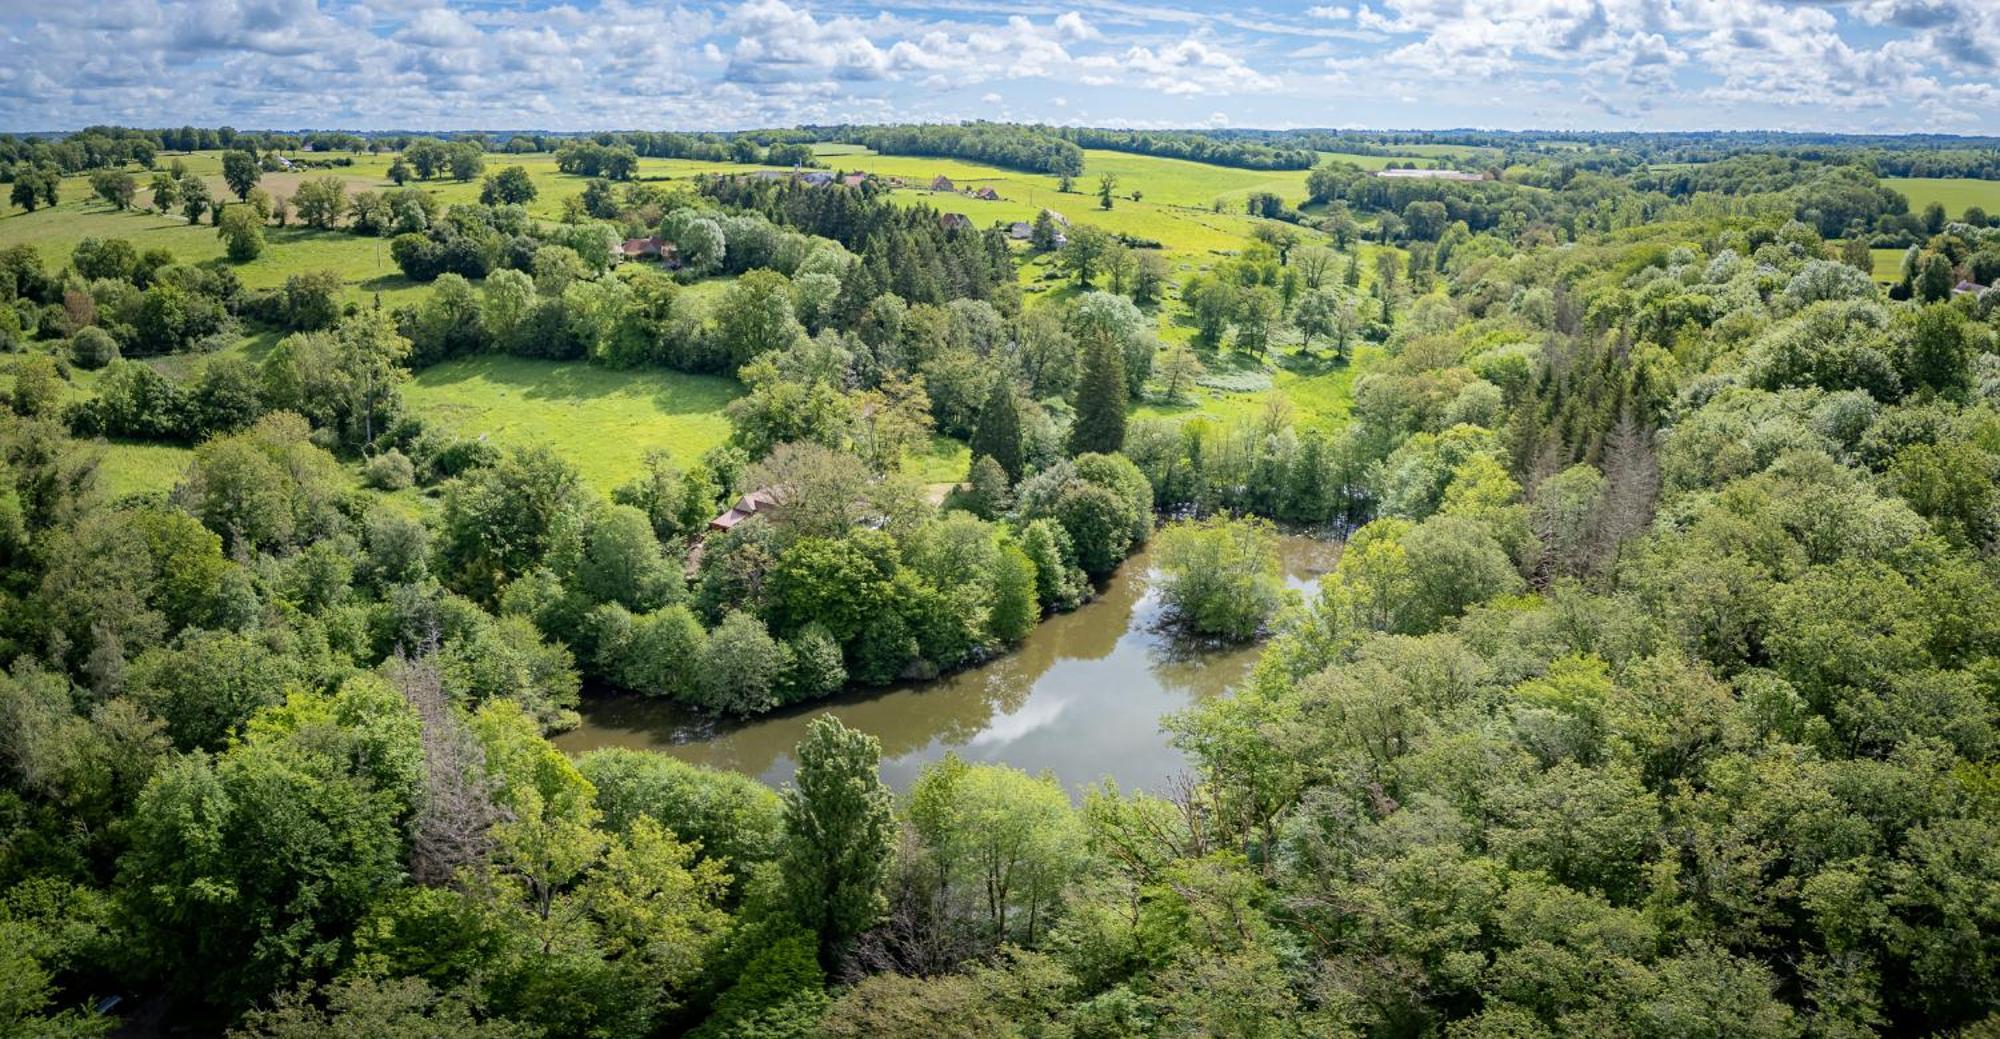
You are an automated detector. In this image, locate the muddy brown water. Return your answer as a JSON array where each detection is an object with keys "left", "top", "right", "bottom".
[{"left": 554, "top": 535, "right": 1339, "bottom": 795}]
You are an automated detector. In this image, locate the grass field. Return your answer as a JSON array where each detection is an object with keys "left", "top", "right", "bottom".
[
  {"left": 1136, "top": 344, "right": 1375, "bottom": 430},
  {"left": 1870, "top": 247, "right": 1907, "bottom": 282},
  {"left": 1882, "top": 178, "right": 2000, "bottom": 220},
  {"left": 85, "top": 440, "right": 194, "bottom": 498},
  {"left": 401, "top": 355, "right": 741, "bottom": 492},
  {"left": 11, "top": 144, "right": 1385, "bottom": 502}
]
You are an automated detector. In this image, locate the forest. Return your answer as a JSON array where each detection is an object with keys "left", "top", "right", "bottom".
[{"left": 0, "top": 118, "right": 1998, "bottom": 1038}]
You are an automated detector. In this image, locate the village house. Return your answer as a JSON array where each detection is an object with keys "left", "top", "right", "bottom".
[
  {"left": 1955, "top": 279, "right": 1990, "bottom": 297},
  {"left": 940, "top": 212, "right": 974, "bottom": 232},
  {"left": 840, "top": 171, "right": 869, "bottom": 188},
  {"left": 800, "top": 170, "right": 834, "bottom": 187},
  {"left": 709, "top": 488, "right": 781, "bottom": 532},
  {"left": 931, "top": 174, "right": 955, "bottom": 191},
  {"left": 1007, "top": 221, "right": 1033, "bottom": 239},
  {"left": 617, "top": 237, "right": 681, "bottom": 268},
  {"left": 973, "top": 186, "right": 1000, "bottom": 201}
]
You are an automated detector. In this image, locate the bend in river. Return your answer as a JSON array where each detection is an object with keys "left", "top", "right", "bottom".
[{"left": 555, "top": 534, "right": 1339, "bottom": 795}]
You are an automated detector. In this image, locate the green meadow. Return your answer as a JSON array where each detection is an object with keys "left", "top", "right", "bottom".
[
  {"left": 9, "top": 144, "right": 1399, "bottom": 495},
  {"left": 401, "top": 355, "right": 741, "bottom": 493},
  {"left": 1882, "top": 177, "right": 2000, "bottom": 220}
]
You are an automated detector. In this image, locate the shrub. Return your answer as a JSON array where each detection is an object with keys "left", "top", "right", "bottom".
[{"left": 364, "top": 449, "right": 416, "bottom": 490}]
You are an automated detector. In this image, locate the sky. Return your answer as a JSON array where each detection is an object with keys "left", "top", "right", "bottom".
[{"left": 1, "top": 0, "right": 1997, "bottom": 134}]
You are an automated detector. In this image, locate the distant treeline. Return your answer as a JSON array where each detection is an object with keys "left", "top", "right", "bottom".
[
  {"left": 814, "top": 123, "right": 1085, "bottom": 176},
  {"left": 1052, "top": 128, "right": 1317, "bottom": 170}
]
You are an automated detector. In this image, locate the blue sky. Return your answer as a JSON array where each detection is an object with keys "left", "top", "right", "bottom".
[{"left": 1, "top": 0, "right": 1996, "bottom": 133}]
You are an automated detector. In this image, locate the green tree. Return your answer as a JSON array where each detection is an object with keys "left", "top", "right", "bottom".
[
  {"left": 1069, "top": 325, "right": 1128, "bottom": 455},
  {"left": 221, "top": 149, "right": 261, "bottom": 200},
  {"left": 1154, "top": 515, "right": 1290, "bottom": 639},
  {"left": 781, "top": 716, "right": 895, "bottom": 966},
  {"left": 178, "top": 173, "right": 211, "bottom": 225},
  {"left": 1097, "top": 172, "right": 1117, "bottom": 210},
  {"left": 479, "top": 165, "right": 537, "bottom": 206},
  {"left": 90, "top": 169, "right": 136, "bottom": 209},
  {"left": 1060, "top": 225, "right": 1110, "bottom": 287},
  {"left": 696, "top": 611, "right": 785, "bottom": 715},
  {"left": 217, "top": 204, "right": 266, "bottom": 261},
  {"left": 969, "top": 376, "right": 1024, "bottom": 482}
]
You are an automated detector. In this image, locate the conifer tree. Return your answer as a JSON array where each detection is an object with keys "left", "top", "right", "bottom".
[{"left": 1069, "top": 327, "right": 1128, "bottom": 455}]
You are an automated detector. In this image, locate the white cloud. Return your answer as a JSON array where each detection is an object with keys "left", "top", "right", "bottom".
[{"left": 0, "top": 0, "right": 1990, "bottom": 132}]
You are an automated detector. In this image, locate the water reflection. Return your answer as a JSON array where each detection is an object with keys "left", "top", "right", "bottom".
[{"left": 554, "top": 535, "right": 1338, "bottom": 794}]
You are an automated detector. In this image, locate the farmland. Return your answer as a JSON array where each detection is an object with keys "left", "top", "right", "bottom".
[
  {"left": 1882, "top": 177, "right": 2000, "bottom": 220},
  {"left": 401, "top": 355, "right": 741, "bottom": 493}
]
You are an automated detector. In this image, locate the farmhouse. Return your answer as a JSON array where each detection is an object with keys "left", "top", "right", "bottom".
[
  {"left": 931, "top": 175, "right": 955, "bottom": 191},
  {"left": 1007, "top": 221, "right": 1033, "bottom": 239},
  {"left": 840, "top": 172, "right": 869, "bottom": 188},
  {"left": 973, "top": 186, "right": 1000, "bottom": 201},
  {"left": 618, "top": 236, "right": 681, "bottom": 264},
  {"left": 1955, "top": 279, "right": 1990, "bottom": 297},
  {"left": 800, "top": 170, "right": 834, "bottom": 187},
  {"left": 940, "top": 212, "right": 974, "bottom": 232},
  {"left": 708, "top": 488, "right": 782, "bottom": 532}
]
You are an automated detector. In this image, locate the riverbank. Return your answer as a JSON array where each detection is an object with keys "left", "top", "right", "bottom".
[{"left": 554, "top": 534, "right": 1339, "bottom": 794}]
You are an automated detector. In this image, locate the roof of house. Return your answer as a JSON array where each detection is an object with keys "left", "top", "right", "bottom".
[
  {"left": 1955, "top": 279, "right": 1990, "bottom": 295},
  {"left": 1008, "top": 221, "right": 1033, "bottom": 238},
  {"left": 940, "top": 212, "right": 974, "bottom": 231},
  {"left": 841, "top": 172, "right": 869, "bottom": 187},
  {"left": 1041, "top": 209, "right": 1069, "bottom": 225},
  {"left": 708, "top": 487, "right": 782, "bottom": 532},
  {"left": 931, "top": 175, "right": 955, "bottom": 190},
  {"left": 620, "top": 236, "right": 664, "bottom": 257},
  {"left": 974, "top": 186, "right": 999, "bottom": 200},
  {"left": 801, "top": 171, "right": 834, "bottom": 186}
]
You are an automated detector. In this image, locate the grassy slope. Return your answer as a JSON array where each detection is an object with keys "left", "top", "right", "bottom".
[
  {"left": 401, "top": 355, "right": 741, "bottom": 493},
  {"left": 1881, "top": 178, "right": 2000, "bottom": 220},
  {"left": 15, "top": 145, "right": 1388, "bottom": 491}
]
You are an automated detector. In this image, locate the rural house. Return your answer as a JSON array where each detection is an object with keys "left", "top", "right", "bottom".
[
  {"left": 940, "top": 212, "right": 974, "bottom": 232},
  {"left": 1007, "top": 221, "right": 1033, "bottom": 239},
  {"left": 931, "top": 174, "right": 955, "bottom": 191},
  {"left": 974, "top": 186, "right": 1000, "bottom": 200},
  {"left": 708, "top": 488, "right": 782, "bottom": 532}
]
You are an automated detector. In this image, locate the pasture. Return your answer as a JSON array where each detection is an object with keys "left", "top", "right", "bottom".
[
  {"left": 7, "top": 143, "right": 1397, "bottom": 497},
  {"left": 1882, "top": 177, "right": 2000, "bottom": 220},
  {"left": 401, "top": 355, "right": 741, "bottom": 493}
]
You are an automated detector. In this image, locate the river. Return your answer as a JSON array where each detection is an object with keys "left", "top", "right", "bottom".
[{"left": 554, "top": 534, "right": 1338, "bottom": 795}]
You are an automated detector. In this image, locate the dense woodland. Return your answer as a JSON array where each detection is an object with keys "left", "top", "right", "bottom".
[{"left": 1, "top": 122, "right": 1999, "bottom": 1036}]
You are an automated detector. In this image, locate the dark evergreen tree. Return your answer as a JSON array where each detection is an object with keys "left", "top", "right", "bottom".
[
  {"left": 970, "top": 377, "right": 1024, "bottom": 481},
  {"left": 1069, "top": 327, "right": 1128, "bottom": 456}
]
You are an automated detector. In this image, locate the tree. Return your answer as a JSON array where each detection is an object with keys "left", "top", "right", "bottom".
[
  {"left": 782, "top": 716, "right": 895, "bottom": 966},
  {"left": 1069, "top": 324, "right": 1128, "bottom": 455},
  {"left": 1030, "top": 209, "right": 1059, "bottom": 251},
  {"left": 292, "top": 176, "right": 347, "bottom": 230},
  {"left": 90, "top": 169, "right": 136, "bottom": 210},
  {"left": 148, "top": 171, "right": 179, "bottom": 213},
  {"left": 221, "top": 150, "right": 261, "bottom": 200},
  {"left": 1154, "top": 516, "right": 1289, "bottom": 639},
  {"left": 695, "top": 611, "right": 784, "bottom": 715},
  {"left": 969, "top": 376, "right": 1025, "bottom": 482},
  {"left": 1155, "top": 343, "right": 1206, "bottom": 402},
  {"left": 1097, "top": 173, "right": 1117, "bottom": 210},
  {"left": 10, "top": 169, "right": 46, "bottom": 211},
  {"left": 1292, "top": 288, "right": 1343, "bottom": 355},
  {"left": 217, "top": 205, "right": 266, "bottom": 262},
  {"left": 178, "top": 174, "right": 211, "bottom": 225},
  {"left": 1059, "top": 226, "right": 1110, "bottom": 287},
  {"left": 1233, "top": 286, "right": 1280, "bottom": 356},
  {"left": 388, "top": 156, "right": 412, "bottom": 185},
  {"left": 480, "top": 165, "right": 537, "bottom": 206}
]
